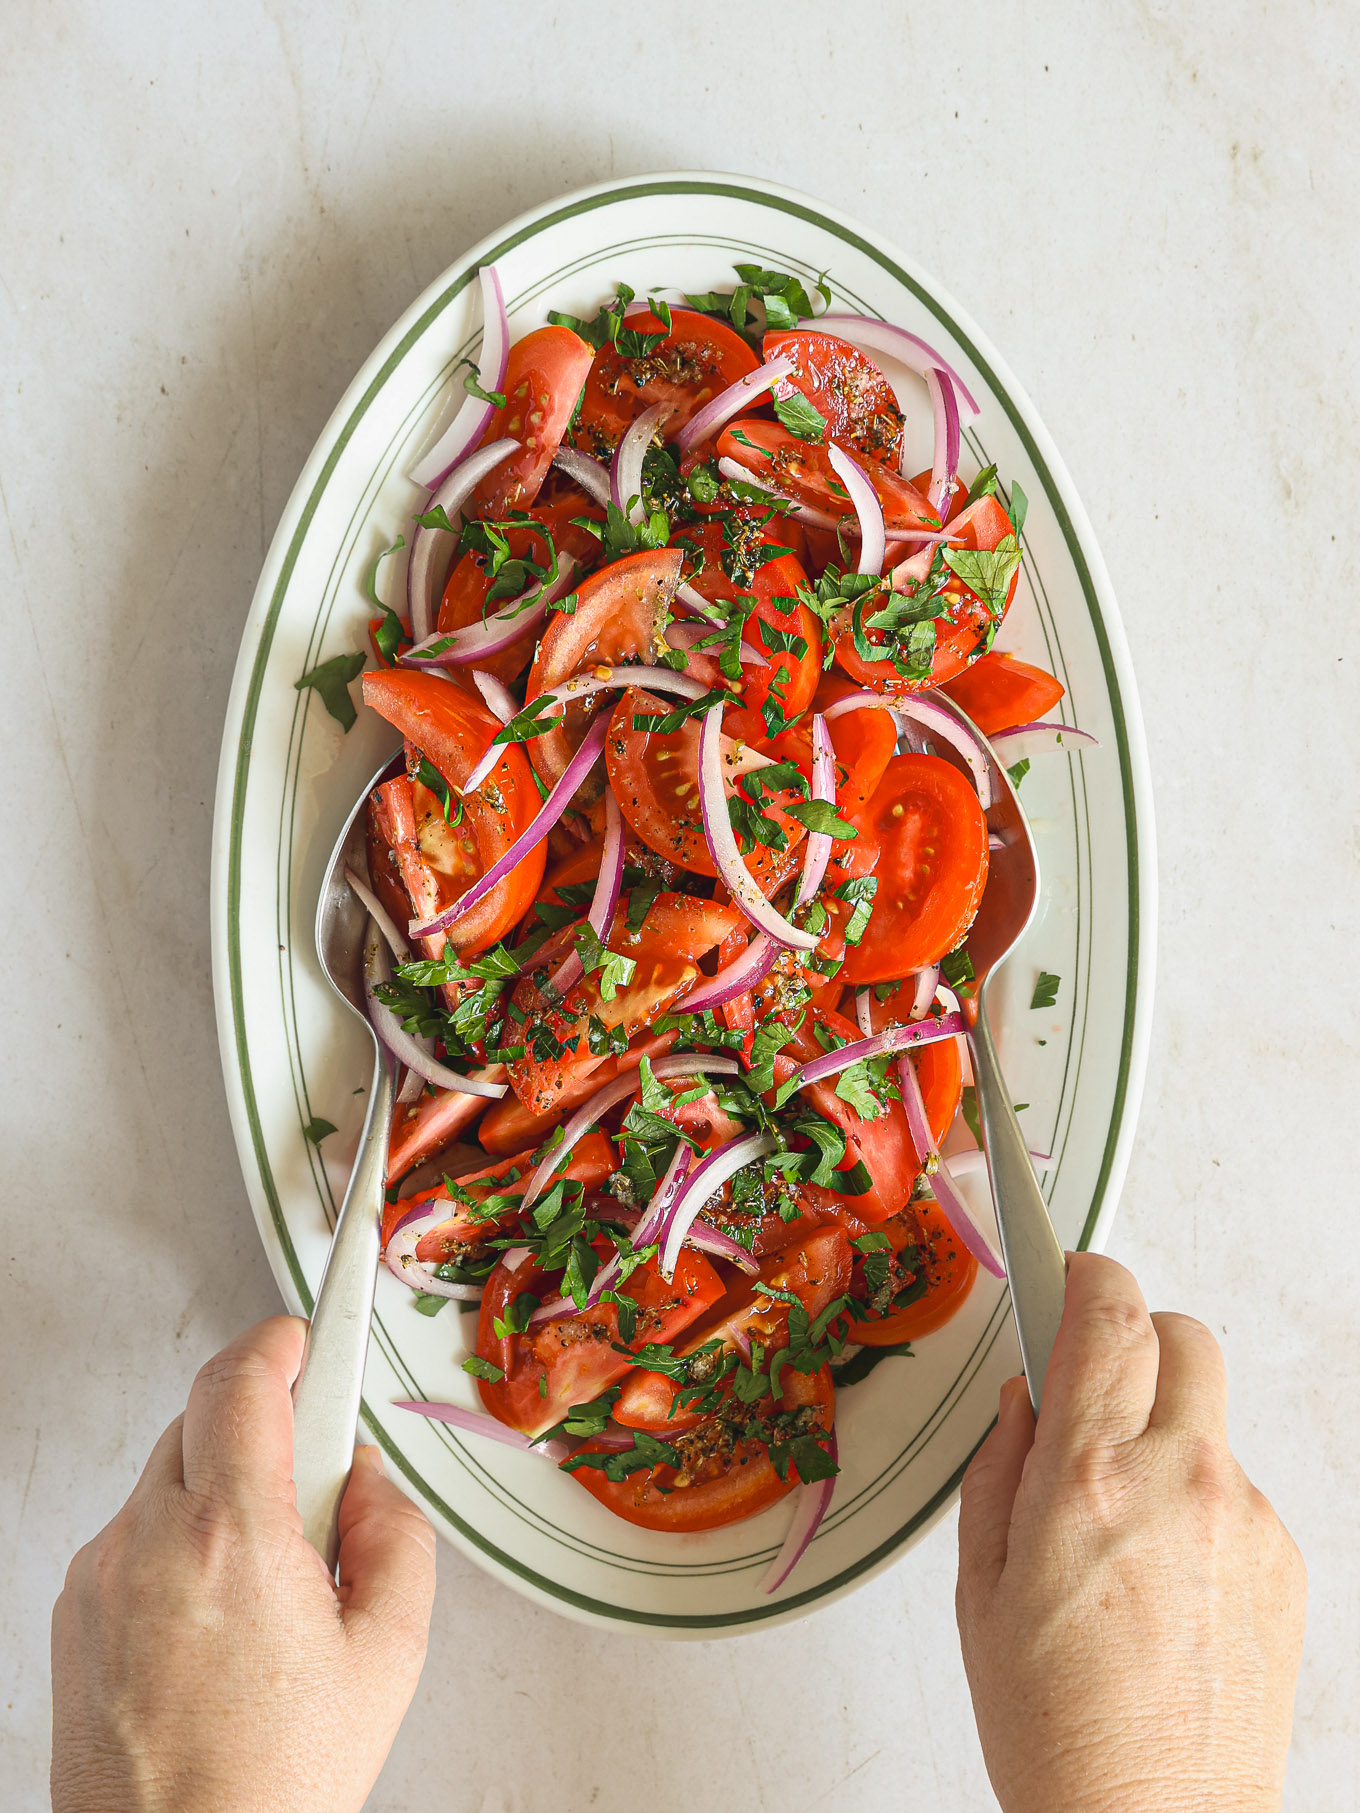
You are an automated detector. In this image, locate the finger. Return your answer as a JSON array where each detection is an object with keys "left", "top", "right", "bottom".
[
  {"left": 1147, "top": 1311, "right": 1228, "bottom": 1436},
  {"left": 180, "top": 1317, "right": 308, "bottom": 1512},
  {"left": 1036, "top": 1253, "right": 1161, "bottom": 1452},
  {"left": 957, "top": 1376, "right": 1036, "bottom": 1599},
  {"left": 336, "top": 1447, "right": 437, "bottom": 1662}
]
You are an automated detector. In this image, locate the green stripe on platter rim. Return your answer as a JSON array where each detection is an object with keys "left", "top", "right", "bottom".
[
  {"left": 272, "top": 238, "right": 1087, "bottom": 1579},
  {"left": 222, "top": 174, "right": 1145, "bottom": 1628}
]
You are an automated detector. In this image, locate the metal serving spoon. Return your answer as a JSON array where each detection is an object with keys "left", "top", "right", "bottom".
[
  {"left": 928, "top": 692, "right": 1068, "bottom": 1413},
  {"left": 291, "top": 749, "right": 402, "bottom": 1570}
]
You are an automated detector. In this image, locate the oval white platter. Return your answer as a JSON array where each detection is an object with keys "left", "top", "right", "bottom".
[{"left": 211, "top": 171, "right": 1155, "bottom": 1638}]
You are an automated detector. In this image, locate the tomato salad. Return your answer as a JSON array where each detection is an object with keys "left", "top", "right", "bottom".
[{"left": 321, "top": 264, "right": 1093, "bottom": 1592}]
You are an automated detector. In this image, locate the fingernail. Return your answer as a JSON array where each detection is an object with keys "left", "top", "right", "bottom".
[{"left": 354, "top": 1444, "right": 385, "bottom": 1477}]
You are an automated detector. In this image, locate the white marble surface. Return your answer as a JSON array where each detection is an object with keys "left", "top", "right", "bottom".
[{"left": 3, "top": 2, "right": 1357, "bottom": 1806}]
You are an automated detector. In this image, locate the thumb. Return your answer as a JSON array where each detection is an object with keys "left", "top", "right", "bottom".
[
  {"left": 957, "top": 1376, "right": 1035, "bottom": 1604},
  {"left": 336, "top": 1446, "right": 437, "bottom": 1669}
]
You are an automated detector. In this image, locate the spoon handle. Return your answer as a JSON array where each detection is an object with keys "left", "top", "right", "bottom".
[
  {"left": 291, "top": 1051, "right": 395, "bottom": 1571},
  {"left": 967, "top": 997, "right": 1068, "bottom": 1414}
]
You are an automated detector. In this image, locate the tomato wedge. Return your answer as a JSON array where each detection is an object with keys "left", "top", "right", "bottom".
[
  {"left": 939, "top": 648, "right": 1065, "bottom": 736},
  {"left": 604, "top": 689, "right": 806, "bottom": 887},
  {"left": 763, "top": 329, "right": 904, "bottom": 465},
  {"left": 476, "top": 1030, "right": 676, "bottom": 1158},
  {"left": 382, "top": 1130, "right": 616, "bottom": 1255},
  {"left": 524, "top": 547, "right": 684, "bottom": 785},
  {"left": 614, "top": 1227, "right": 854, "bottom": 1431},
  {"left": 361, "top": 670, "right": 546, "bottom": 953},
  {"left": 717, "top": 419, "right": 938, "bottom": 536},
  {"left": 505, "top": 892, "right": 744, "bottom": 1118},
  {"left": 845, "top": 1197, "right": 977, "bottom": 1344},
  {"left": 569, "top": 1364, "right": 835, "bottom": 1532},
  {"left": 574, "top": 308, "right": 759, "bottom": 456},
  {"left": 839, "top": 755, "right": 989, "bottom": 983},
  {"left": 476, "top": 1243, "right": 724, "bottom": 1439},
  {"left": 471, "top": 325, "right": 594, "bottom": 517},
  {"left": 386, "top": 1068, "right": 506, "bottom": 1183},
  {"left": 833, "top": 491, "right": 1021, "bottom": 694}
]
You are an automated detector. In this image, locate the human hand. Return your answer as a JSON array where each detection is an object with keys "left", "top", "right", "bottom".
[
  {"left": 51, "top": 1317, "right": 436, "bottom": 1813},
  {"left": 956, "top": 1253, "right": 1306, "bottom": 1813}
]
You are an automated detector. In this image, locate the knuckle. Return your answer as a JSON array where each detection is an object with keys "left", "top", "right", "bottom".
[{"left": 1080, "top": 1291, "right": 1156, "bottom": 1351}]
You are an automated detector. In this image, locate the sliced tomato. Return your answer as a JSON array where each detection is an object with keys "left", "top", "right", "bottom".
[
  {"left": 614, "top": 1227, "right": 853, "bottom": 1431},
  {"left": 382, "top": 1130, "right": 616, "bottom": 1255},
  {"left": 361, "top": 670, "right": 546, "bottom": 953},
  {"left": 604, "top": 690, "right": 806, "bottom": 887},
  {"left": 476, "top": 1244, "right": 724, "bottom": 1439},
  {"left": 470, "top": 325, "right": 595, "bottom": 518},
  {"left": 569, "top": 1363, "right": 835, "bottom": 1531},
  {"left": 763, "top": 329, "right": 904, "bottom": 465},
  {"left": 717, "top": 419, "right": 937, "bottom": 536},
  {"left": 670, "top": 516, "right": 821, "bottom": 736},
  {"left": 939, "top": 649, "right": 1065, "bottom": 736},
  {"left": 505, "top": 893, "right": 744, "bottom": 1118},
  {"left": 477, "top": 1030, "right": 676, "bottom": 1158},
  {"left": 437, "top": 484, "right": 605, "bottom": 686},
  {"left": 524, "top": 547, "right": 684, "bottom": 785},
  {"left": 846, "top": 1197, "right": 977, "bottom": 1344},
  {"left": 387, "top": 1067, "right": 506, "bottom": 1183},
  {"left": 574, "top": 308, "right": 759, "bottom": 457},
  {"left": 833, "top": 491, "right": 1020, "bottom": 693},
  {"left": 839, "top": 755, "right": 988, "bottom": 983},
  {"left": 769, "top": 672, "right": 897, "bottom": 815}
]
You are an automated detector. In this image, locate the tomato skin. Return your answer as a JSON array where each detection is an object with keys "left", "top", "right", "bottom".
[
  {"left": 939, "top": 649, "right": 1065, "bottom": 736},
  {"left": 477, "top": 1245, "right": 725, "bottom": 1440},
  {"left": 505, "top": 893, "right": 744, "bottom": 1118},
  {"left": 574, "top": 308, "right": 760, "bottom": 456},
  {"left": 569, "top": 1364, "right": 834, "bottom": 1532},
  {"left": 833, "top": 492, "right": 1020, "bottom": 694},
  {"left": 839, "top": 755, "right": 989, "bottom": 984},
  {"left": 604, "top": 690, "right": 806, "bottom": 887},
  {"left": 847, "top": 1198, "right": 977, "bottom": 1344},
  {"left": 387, "top": 1069, "right": 506, "bottom": 1182},
  {"left": 471, "top": 325, "right": 595, "bottom": 517},
  {"left": 763, "top": 329, "right": 904, "bottom": 465},
  {"left": 717, "top": 418, "right": 937, "bottom": 536},
  {"left": 360, "top": 670, "right": 546, "bottom": 953},
  {"left": 525, "top": 547, "right": 684, "bottom": 785}
]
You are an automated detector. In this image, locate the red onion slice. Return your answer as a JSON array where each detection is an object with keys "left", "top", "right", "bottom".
[
  {"left": 789, "top": 1014, "right": 967, "bottom": 1091},
  {"left": 409, "top": 714, "right": 609, "bottom": 939},
  {"left": 673, "top": 355, "right": 795, "bottom": 457},
  {"left": 923, "top": 367, "right": 961, "bottom": 513},
  {"left": 910, "top": 963, "right": 941, "bottom": 1021},
  {"left": 383, "top": 1201, "right": 486, "bottom": 1301},
  {"left": 410, "top": 266, "right": 511, "bottom": 489},
  {"left": 611, "top": 402, "right": 670, "bottom": 523},
  {"left": 762, "top": 1425, "right": 838, "bottom": 1594},
  {"left": 469, "top": 669, "right": 517, "bottom": 724},
  {"left": 406, "top": 436, "right": 520, "bottom": 644},
  {"left": 551, "top": 445, "right": 613, "bottom": 507},
  {"left": 344, "top": 866, "right": 409, "bottom": 962},
  {"left": 403, "top": 551, "right": 579, "bottom": 670},
  {"left": 716, "top": 457, "right": 842, "bottom": 531},
  {"left": 543, "top": 786, "right": 624, "bottom": 999},
  {"left": 518, "top": 1053, "right": 742, "bottom": 1213},
  {"left": 394, "top": 1398, "right": 570, "bottom": 1465},
  {"left": 659, "top": 1132, "right": 778, "bottom": 1280},
  {"left": 827, "top": 444, "right": 886, "bottom": 579},
  {"left": 854, "top": 987, "right": 873, "bottom": 1037},
  {"left": 897, "top": 1053, "right": 1004, "bottom": 1277},
  {"left": 678, "top": 928, "right": 781, "bottom": 1016},
  {"left": 664, "top": 618, "right": 762, "bottom": 667},
  {"left": 362, "top": 926, "right": 508, "bottom": 1098},
  {"left": 698, "top": 704, "right": 820, "bottom": 952},
  {"left": 813, "top": 314, "right": 980, "bottom": 415},
  {"left": 823, "top": 690, "right": 993, "bottom": 810},
  {"left": 795, "top": 712, "right": 836, "bottom": 909},
  {"left": 989, "top": 722, "right": 1099, "bottom": 763}
]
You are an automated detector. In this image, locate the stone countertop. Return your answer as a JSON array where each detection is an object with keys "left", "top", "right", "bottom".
[{"left": 3, "top": 3, "right": 1356, "bottom": 1807}]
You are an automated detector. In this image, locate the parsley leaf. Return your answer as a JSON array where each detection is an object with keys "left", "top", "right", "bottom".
[
  {"left": 1031, "top": 971, "right": 1061, "bottom": 1010},
  {"left": 786, "top": 799, "right": 857, "bottom": 839},
  {"left": 461, "top": 1355, "right": 505, "bottom": 1383},
  {"left": 302, "top": 1117, "right": 336, "bottom": 1145},
  {"left": 295, "top": 652, "right": 366, "bottom": 732},
  {"left": 772, "top": 391, "right": 827, "bottom": 442},
  {"left": 943, "top": 535, "right": 1023, "bottom": 620}
]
